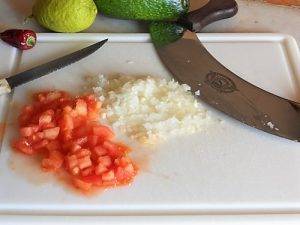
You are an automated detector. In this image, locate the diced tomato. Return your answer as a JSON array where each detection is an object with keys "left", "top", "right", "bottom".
[
  {"left": 46, "top": 140, "right": 61, "bottom": 151},
  {"left": 115, "top": 167, "right": 126, "bottom": 181},
  {"left": 61, "top": 129, "right": 72, "bottom": 142},
  {"left": 73, "top": 136, "right": 88, "bottom": 146},
  {"left": 69, "top": 143, "right": 81, "bottom": 153},
  {"left": 11, "top": 91, "right": 137, "bottom": 193},
  {"left": 42, "top": 150, "right": 63, "bottom": 171},
  {"left": 95, "top": 164, "right": 108, "bottom": 175},
  {"left": 78, "top": 156, "right": 92, "bottom": 170},
  {"left": 75, "top": 149, "right": 91, "bottom": 158},
  {"left": 20, "top": 126, "right": 38, "bottom": 137},
  {"left": 87, "top": 135, "right": 98, "bottom": 147},
  {"left": 103, "top": 141, "right": 123, "bottom": 157},
  {"left": 73, "top": 178, "right": 92, "bottom": 191},
  {"left": 81, "top": 166, "right": 94, "bottom": 177},
  {"left": 66, "top": 155, "right": 78, "bottom": 169},
  {"left": 32, "top": 139, "right": 49, "bottom": 150},
  {"left": 75, "top": 99, "right": 88, "bottom": 116},
  {"left": 81, "top": 174, "right": 102, "bottom": 185},
  {"left": 12, "top": 138, "right": 34, "bottom": 155},
  {"left": 98, "top": 156, "right": 112, "bottom": 167},
  {"left": 72, "top": 116, "right": 86, "bottom": 128},
  {"left": 60, "top": 114, "right": 73, "bottom": 131},
  {"left": 46, "top": 91, "right": 62, "bottom": 102},
  {"left": 87, "top": 111, "right": 99, "bottom": 121},
  {"left": 93, "top": 146, "right": 107, "bottom": 156},
  {"left": 73, "top": 126, "right": 88, "bottom": 138},
  {"left": 43, "top": 127, "right": 60, "bottom": 140},
  {"left": 92, "top": 125, "right": 115, "bottom": 140},
  {"left": 102, "top": 170, "right": 115, "bottom": 181},
  {"left": 27, "top": 132, "right": 44, "bottom": 143},
  {"left": 39, "top": 113, "right": 52, "bottom": 126}
]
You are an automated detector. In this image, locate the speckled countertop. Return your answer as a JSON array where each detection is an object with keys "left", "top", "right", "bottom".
[{"left": 0, "top": 0, "right": 299, "bottom": 46}]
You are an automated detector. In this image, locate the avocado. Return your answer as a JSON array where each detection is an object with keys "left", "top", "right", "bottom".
[
  {"left": 150, "top": 21, "right": 185, "bottom": 47},
  {"left": 94, "top": 0, "right": 189, "bottom": 21}
]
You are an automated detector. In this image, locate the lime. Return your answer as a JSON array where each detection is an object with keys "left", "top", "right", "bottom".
[{"left": 32, "top": 0, "right": 97, "bottom": 33}]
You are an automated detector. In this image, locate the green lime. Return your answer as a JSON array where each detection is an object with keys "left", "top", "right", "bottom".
[{"left": 32, "top": 0, "right": 97, "bottom": 33}]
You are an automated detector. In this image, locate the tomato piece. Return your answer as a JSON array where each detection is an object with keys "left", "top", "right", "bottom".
[
  {"left": 42, "top": 150, "right": 63, "bottom": 171},
  {"left": 20, "top": 126, "right": 38, "bottom": 137},
  {"left": 71, "top": 136, "right": 87, "bottom": 146},
  {"left": 77, "top": 156, "right": 92, "bottom": 170},
  {"left": 43, "top": 127, "right": 60, "bottom": 140},
  {"left": 46, "top": 140, "right": 61, "bottom": 151},
  {"left": 73, "top": 126, "right": 89, "bottom": 138},
  {"left": 12, "top": 138, "right": 34, "bottom": 155},
  {"left": 102, "top": 170, "right": 115, "bottom": 182},
  {"left": 69, "top": 143, "right": 81, "bottom": 153},
  {"left": 81, "top": 174, "right": 102, "bottom": 185},
  {"left": 95, "top": 164, "right": 108, "bottom": 175},
  {"left": 32, "top": 139, "right": 49, "bottom": 150},
  {"left": 73, "top": 178, "right": 92, "bottom": 191},
  {"left": 75, "top": 99, "right": 88, "bottom": 116},
  {"left": 45, "top": 91, "right": 62, "bottom": 102},
  {"left": 98, "top": 156, "right": 112, "bottom": 167},
  {"left": 81, "top": 166, "right": 95, "bottom": 177},
  {"left": 103, "top": 141, "right": 123, "bottom": 157},
  {"left": 92, "top": 125, "right": 115, "bottom": 140},
  {"left": 73, "top": 116, "right": 86, "bottom": 128},
  {"left": 87, "top": 135, "right": 99, "bottom": 147},
  {"left": 93, "top": 146, "right": 107, "bottom": 157},
  {"left": 60, "top": 114, "right": 74, "bottom": 131},
  {"left": 39, "top": 113, "right": 52, "bottom": 126},
  {"left": 61, "top": 129, "right": 73, "bottom": 142},
  {"left": 12, "top": 91, "right": 137, "bottom": 193},
  {"left": 75, "top": 149, "right": 91, "bottom": 158}
]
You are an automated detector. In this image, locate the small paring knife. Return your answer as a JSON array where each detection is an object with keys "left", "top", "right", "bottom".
[
  {"left": 0, "top": 39, "right": 108, "bottom": 95},
  {"left": 154, "top": 0, "right": 300, "bottom": 142}
]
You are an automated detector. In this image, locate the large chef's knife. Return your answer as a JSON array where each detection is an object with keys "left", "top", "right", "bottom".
[
  {"left": 0, "top": 39, "right": 108, "bottom": 95},
  {"left": 154, "top": 0, "right": 300, "bottom": 141}
]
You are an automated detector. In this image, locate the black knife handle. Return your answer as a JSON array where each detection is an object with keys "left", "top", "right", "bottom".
[{"left": 178, "top": 0, "right": 238, "bottom": 32}]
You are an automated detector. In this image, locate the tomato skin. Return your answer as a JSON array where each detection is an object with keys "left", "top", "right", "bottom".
[{"left": 12, "top": 91, "right": 137, "bottom": 193}]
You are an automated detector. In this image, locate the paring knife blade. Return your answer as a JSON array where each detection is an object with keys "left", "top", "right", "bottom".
[
  {"left": 0, "top": 39, "right": 108, "bottom": 95},
  {"left": 154, "top": 0, "right": 300, "bottom": 141}
]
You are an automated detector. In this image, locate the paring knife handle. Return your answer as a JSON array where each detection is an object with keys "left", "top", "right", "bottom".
[
  {"left": 179, "top": 0, "right": 238, "bottom": 32},
  {"left": 0, "top": 78, "right": 12, "bottom": 95}
]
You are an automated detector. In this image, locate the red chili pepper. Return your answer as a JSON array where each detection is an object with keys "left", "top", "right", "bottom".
[{"left": 0, "top": 29, "right": 36, "bottom": 50}]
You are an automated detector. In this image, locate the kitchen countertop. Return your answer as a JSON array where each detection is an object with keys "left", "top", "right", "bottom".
[{"left": 0, "top": 0, "right": 299, "bottom": 46}]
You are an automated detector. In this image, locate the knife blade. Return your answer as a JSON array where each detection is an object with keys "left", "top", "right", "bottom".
[
  {"left": 0, "top": 39, "right": 108, "bottom": 95},
  {"left": 154, "top": 0, "right": 300, "bottom": 141}
]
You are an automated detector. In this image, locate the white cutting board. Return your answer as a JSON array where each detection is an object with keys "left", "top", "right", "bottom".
[{"left": 0, "top": 33, "right": 300, "bottom": 217}]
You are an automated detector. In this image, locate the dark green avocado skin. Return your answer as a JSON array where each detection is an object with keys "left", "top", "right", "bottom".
[
  {"left": 150, "top": 21, "right": 185, "bottom": 47},
  {"left": 94, "top": 0, "right": 189, "bottom": 21}
]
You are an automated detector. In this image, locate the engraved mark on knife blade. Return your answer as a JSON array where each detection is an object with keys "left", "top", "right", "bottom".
[{"left": 205, "top": 71, "right": 237, "bottom": 93}]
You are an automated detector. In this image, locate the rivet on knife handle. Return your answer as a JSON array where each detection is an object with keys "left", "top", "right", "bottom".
[
  {"left": 179, "top": 0, "right": 238, "bottom": 32},
  {"left": 0, "top": 78, "right": 11, "bottom": 95}
]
